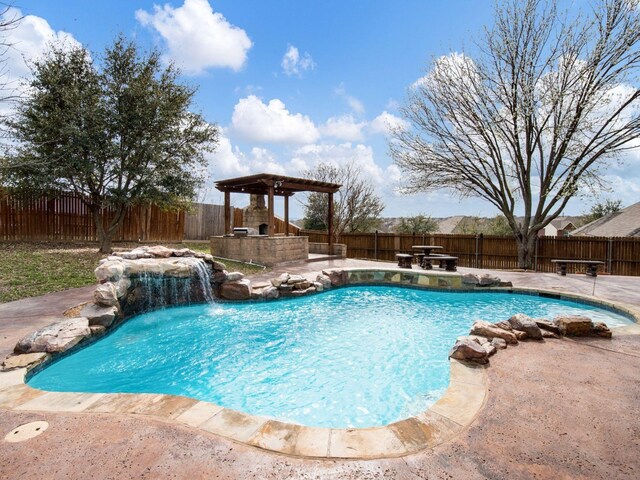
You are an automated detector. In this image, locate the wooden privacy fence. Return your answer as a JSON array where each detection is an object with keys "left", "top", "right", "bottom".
[
  {"left": 0, "top": 192, "right": 184, "bottom": 242},
  {"left": 299, "top": 230, "right": 640, "bottom": 276},
  {"left": 184, "top": 203, "right": 229, "bottom": 239}
]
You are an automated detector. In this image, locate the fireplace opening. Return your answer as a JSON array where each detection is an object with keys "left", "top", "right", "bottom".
[{"left": 259, "top": 223, "right": 268, "bottom": 235}]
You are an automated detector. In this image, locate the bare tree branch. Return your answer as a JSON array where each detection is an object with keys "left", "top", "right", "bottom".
[{"left": 391, "top": 0, "right": 640, "bottom": 268}]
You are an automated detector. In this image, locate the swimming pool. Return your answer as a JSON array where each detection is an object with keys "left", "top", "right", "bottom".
[{"left": 28, "top": 286, "right": 632, "bottom": 428}]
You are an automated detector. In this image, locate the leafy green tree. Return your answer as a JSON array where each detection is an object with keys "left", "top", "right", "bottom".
[
  {"left": 581, "top": 199, "right": 623, "bottom": 225},
  {"left": 3, "top": 36, "right": 218, "bottom": 252},
  {"left": 302, "top": 163, "right": 384, "bottom": 239},
  {"left": 454, "top": 216, "right": 483, "bottom": 235},
  {"left": 395, "top": 214, "right": 438, "bottom": 234},
  {"left": 485, "top": 215, "right": 513, "bottom": 236}
]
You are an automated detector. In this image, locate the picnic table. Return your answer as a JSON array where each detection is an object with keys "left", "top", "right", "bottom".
[
  {"left": 412, "top": 245, "right": 443, "bottom": 269},
  {"left": 551, "top": 259, "right": 604, "bottom": 277}
]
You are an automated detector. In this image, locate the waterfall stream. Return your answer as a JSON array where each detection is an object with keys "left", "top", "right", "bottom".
[{"left": 136, "top": 258, "right": 215, "bottom": 311}]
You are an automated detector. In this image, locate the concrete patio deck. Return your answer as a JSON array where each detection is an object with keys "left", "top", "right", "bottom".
[{"left": 1, "top": 258, "right": 639, "bottom": 479}]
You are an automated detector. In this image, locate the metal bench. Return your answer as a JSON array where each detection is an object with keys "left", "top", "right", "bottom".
[
  {"left": 425, "top": 254, "right": 458, "bottom": 272},
  {"left": 396, "top": 253, "right": 414, "bottom": 269},
  {"left": 551, "top": 259, "right": 604, "bottom": 277}
]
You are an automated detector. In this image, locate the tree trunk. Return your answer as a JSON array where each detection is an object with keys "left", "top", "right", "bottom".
[
  {"left": 98, "top": 233, "right": 113, "bottom": 254},
  {"left": 515, "top": 231, "right": 538, "bottom": 270},
  {"left": 91, "top": 204, "right": 126, "bottom": 254}
]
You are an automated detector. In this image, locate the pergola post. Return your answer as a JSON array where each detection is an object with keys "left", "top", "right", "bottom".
[
  {"left": 328, "top": 192, "right": 334, "bottom": 255},
  {"left": 224, "top": 191, "right": 231, "bottom": 234},
  {"left": 284, "top": 195, "right": 290, "bottom": 237},
  {"left": 267, "top": 185, "right": 275, "bottom": 237}
]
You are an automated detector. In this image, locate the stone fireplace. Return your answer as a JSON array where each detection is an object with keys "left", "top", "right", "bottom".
[{"left": 243, "top": 194, "right": 269, "bottom": 234}]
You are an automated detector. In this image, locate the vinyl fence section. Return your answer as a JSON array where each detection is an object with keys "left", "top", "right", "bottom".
[
  {"left": 0, "top": 192, "right": 184, "bottom": 242},
  {"left": 298, "top": 229, "right": 640, "bottom": 276}
]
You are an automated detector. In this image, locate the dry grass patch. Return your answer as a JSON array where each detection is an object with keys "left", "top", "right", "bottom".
[{"left": 0, "top": 241, "right": 268, "bottom": 304}]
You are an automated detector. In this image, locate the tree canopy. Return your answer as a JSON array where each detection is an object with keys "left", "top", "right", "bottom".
[
  {"left": 394, "top": 214, "right": 439, "bottom": 234},
  {"left": 391, "top": 0, "right": 640, "bottom": 268},
  {"left": 301, "top": 163, "right": 384, "bottom": 238},
  {"left": 3, "top": 36, "right": 218, "bottom": 252},
  {"left": 581, "top": 199, "right": 623, "bottom": 225}
]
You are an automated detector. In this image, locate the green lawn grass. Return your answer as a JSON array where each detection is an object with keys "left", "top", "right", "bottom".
[{"left": 0, "top": 241, "right": 268, "bottom": 304}]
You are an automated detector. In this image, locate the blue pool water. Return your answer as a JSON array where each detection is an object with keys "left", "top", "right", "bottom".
[{"left": 29, "top": 286, "right": 632, "bottom": 428}]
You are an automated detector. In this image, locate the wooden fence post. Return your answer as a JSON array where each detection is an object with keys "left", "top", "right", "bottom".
[{"left": 374, "top": 230, "right": 378, "bottom": 260}]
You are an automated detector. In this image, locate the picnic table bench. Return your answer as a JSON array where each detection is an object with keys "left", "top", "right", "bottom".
[
  {"left": 425, "top": 254, "right": 458, "bottom": 272},
  {"left": 412, "top": 245, "right": 443, "bottom": 269},
  {"left": 396, "top": 253, "right": 414, "bottom": 269},
  {"left": 551, "top": 259, "right": 604, "bottom": 277}
]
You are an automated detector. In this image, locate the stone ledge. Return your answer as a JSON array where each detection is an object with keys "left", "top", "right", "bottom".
[{"left": 0, "top": 355, "right": 488, "bottom": 459}]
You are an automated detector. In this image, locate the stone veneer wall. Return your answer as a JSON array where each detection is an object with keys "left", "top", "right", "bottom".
[
  {"left": 308, "top": 242, "right": 347, "bottom": 258},
  {"left": 210, "top": 235, "right": 308, "bottom": 266}
]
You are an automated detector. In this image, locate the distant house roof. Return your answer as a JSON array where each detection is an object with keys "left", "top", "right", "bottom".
[
  {"left": 437, "top": 216, "right": 464, "bottom": 234},
  {"left": 571, "top": 202, "right": 640, "bottom": 237},
  {"left": 549, "top": 217, "right": 577, "bottom": 231}
]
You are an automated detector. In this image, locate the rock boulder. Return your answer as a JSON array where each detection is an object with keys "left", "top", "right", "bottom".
[
  {"left": 508, "top": 313, "right": 543, "bottom": 340},
  {"left": 470, "top": 320, "right": 518, "bottom": 344},
  {"left": 1, "top": 352, "right": 49, "bottom": 371},
  {"left": 592, "top": 322, "right": 612, "bottom": 338},
  {"left": 262, "top": 286, "right": 280, "bottom": 300},
  {"left": 491, "top": 338, "right": 508, "bottom": 349},
  {"left": 271, "top": 273, "right": 290, "bottom": 288},
  {"left": 226, "top": 271, "right": 245, "bottom": 282},
  {"left": 449, "top": 339, "right": 489, "bottom": 364},
  {"left": 322, "top": 269, "right": 346, "bottom": 287},
  {"left": 81, "top": 304, "right": 118, "bottom": 327},
  {"left": 535, "top": 319, "right": 561, "bottom": 335},
  {"left": 94, "top": 283, "right": 118, "bottom": 307},
  {"left": 461, "top": 273, "right": 480, "bottom": 286},
  {"left": 94, "top": 261, "right": 125, "bottom": 283},
  {"left": 554, "top": 315, "right": 594, "bottom": 336},
  {"left": 315, "top": 274, "right": 332, "bottom": 290},
  {"left": 15, "top": 318, "right": 91, "bottom": 354},
  {"left": 478, "top": 273, "right": 501, "bottom": 286},
  {"left": 219, "top": 279, "right": 252, "bottom": 300}
]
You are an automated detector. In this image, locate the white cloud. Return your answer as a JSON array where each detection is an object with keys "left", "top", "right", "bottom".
[
  {"left": 320, "top": 115, "right": 366, "bottom": 141},
  {"left": 0, "top": 8, "right": 80, "bottom": 98},
  {"left": 205, "top": 130, "right": 250, "bottom": 177},
  {"left": 334, "top": 84, "right": 364, "bottom": 115},
  {"left": 135, "top": 0, "right": 252, "bottom": 74},
  {"left": 281, "top": 45, "right": 315, "bottom": 77},
  {"left": 370, "top": 111, "right": 409, "bottom": 135},
  {"left": 292, "top": 142, "right": 398, "bottom": 185},
  {"left": 250, "top": 147, "right": 286, "bottom": 175},
  {"left": 231, "top": 95, "right": 320, "bottom": 144}
]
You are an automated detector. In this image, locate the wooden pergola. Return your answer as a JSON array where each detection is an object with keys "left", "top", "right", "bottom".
[{"left": 214, "top": 173, "right": 341, "bottom": 251}]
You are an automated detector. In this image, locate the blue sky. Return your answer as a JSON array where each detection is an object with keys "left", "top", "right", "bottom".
[{"left": 5, "top": 1, "right": 639, "bottom": 219}]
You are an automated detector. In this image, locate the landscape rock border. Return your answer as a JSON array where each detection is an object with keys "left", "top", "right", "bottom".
[{"left": 450, "top": 313, "right": 613, "bottom": 364}]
